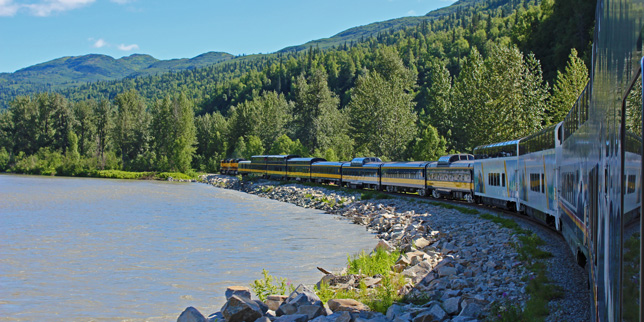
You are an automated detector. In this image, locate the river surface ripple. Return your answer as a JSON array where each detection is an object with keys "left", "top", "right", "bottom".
[{"left": 0, "top": 175, "right": 376, "bottom": 321}]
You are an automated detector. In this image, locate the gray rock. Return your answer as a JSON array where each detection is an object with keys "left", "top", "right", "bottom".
[
  {"left": 386, "top": 304, "right": 405, "bottom": 320},
  {"left": 325, "top": 311, "right": 352, "bottom": 322},
  {"left": 310, "top": 316, "right": 330, "bottom": 322},
  {"left": 374, "top": 239, "right": 396, "bottom": 252},
  {"left": 458, "top": 302, "right": 482, "bottom": 319},
  {"left": 276, "top": 303, "right": 298, "bottom": 316},
  {"left": 296, "top": 304, "right": 325, "bottom": 320},
  {"left": 207, "top": 312, "right": 224, "bottom": 322},
  {"left": 255, "top": 300, "right": 269, "bottom": 314},
  {"left": 437, "top": 266, "right": 457, "bottom": 277},
  {"left": 254, "top": 317, "right": 272, "bottom": 322},
  {"left": 443, "top": 297, "right": 460, "bottom": 315},
  {"left": 392, "top": 313, "right": 413, "bottom": 322},
  {"left": 273, "top": 314, "right": 309, "bottom": 322},
  {"left": 266, "top": 295, "right": 289, "bottom": 311},
  {"left": 451, "top": 317, "right": 479, "bottom": 322},
  {"left": 412, "top": 304, "right": 447, "bottom": 322},
  {"left": 222, "top": 295, "right": 263, "bottom": 322},
  {"left": 177, "top": 307, "right": 206, "bottom": 322},
  {"left": 286, "top": 284, "right": 322, "bottom": 306},
  {"left": 226, "top": 286, "right": 252, "bottom": 300}
]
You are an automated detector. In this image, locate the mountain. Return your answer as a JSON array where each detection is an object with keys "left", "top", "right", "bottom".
[
  {"left": 279, "top": 0, "right": 494, "bottom": 52},
  {"left": 0, "top": 51, "right": 234, "bottom": 91},
  {"left": 0, "top": 0, "right": 504, "bottom": 108}
]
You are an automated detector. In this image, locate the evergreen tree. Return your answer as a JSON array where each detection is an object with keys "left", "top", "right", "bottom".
[
  {"left": 411, "top": 123, "right": 447, "bottom": 161},
  {"left": 113, "top": 89, "right": 150, "bottom": 169},
  {"left": 94, "top": 99, "right": 113, "bottom": 170},
  {"left": 348, "top": 56, "right": 418, "bottom": 160},
  {"left": 292, "top": 68, "right": 343, "bottom": 154},
  {"left": 549, "top": 48, "right": 588, "bottom": 124}
]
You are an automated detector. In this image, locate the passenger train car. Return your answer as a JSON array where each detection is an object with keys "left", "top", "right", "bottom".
[{"left": 227, "top": 1, "right": 644, "bottom": 319}]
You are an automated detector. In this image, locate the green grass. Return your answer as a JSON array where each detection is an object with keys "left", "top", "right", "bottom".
[
  {"left": 90, "top": 170, "right": 198, "bottom": 181},
  {"left": 347, "top": 248, "right": 401, "bottom": 276},
  {"left": 313, "top": 247, "right": 405, "bottom": 314},
  {"left": 478, "top": 213, "right": 559, "bottom": 322}
]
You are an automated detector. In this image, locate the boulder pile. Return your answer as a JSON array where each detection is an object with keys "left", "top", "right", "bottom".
[{"left": 188, "top": 174, "right": 532, "bottom": 322}]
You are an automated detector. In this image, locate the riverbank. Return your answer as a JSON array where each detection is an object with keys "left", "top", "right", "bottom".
[{"left": 190, "top": 174, "right": 588, "bottom": 322}]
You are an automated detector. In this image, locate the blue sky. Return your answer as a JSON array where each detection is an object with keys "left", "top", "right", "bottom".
[{"left": 0, "top": 0, "right": 457, "bottom": 73}]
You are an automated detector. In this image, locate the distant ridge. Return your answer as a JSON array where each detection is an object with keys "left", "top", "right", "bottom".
[
  {"left": 0, "top": 51, "right": 234, "bottom": 88},
  {"left": 278, "top": 0, "right": 489, "bottom": 52}
]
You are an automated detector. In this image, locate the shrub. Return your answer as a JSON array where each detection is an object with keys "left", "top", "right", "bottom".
[{"left": 250, "top": 269, "right": 294, "bottom": 302}]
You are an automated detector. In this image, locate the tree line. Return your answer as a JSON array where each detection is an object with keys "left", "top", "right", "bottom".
[{"left": 0, "top": 0, "right": 593, "bottom": 175}]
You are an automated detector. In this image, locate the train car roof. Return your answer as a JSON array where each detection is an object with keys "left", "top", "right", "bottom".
[
  {"left": 311, "top": 161, "right": 344, "bottom": 167},
  {"left": 381, "top": 161, "right": 430, "bottom": 168},
  {"left": 350, "top": 157, "right": 382, "bottom": 166},
  {"left": 288, "top": 157, "right": 326, "bottom": 164}
]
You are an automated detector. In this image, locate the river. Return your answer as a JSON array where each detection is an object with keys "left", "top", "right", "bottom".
[{"left": 0, "top": 175, "right": 376, "bottom": 321}]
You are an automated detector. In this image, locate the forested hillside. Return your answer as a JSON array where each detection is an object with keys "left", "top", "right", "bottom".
[
  {"left": 0, "top": 0, "right": 596, "bottom": 176},
  {"left": 0, "top": 52, "right": 234, "bottom": 107}
]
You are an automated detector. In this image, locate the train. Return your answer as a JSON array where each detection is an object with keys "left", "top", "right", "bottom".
[{"left": 220, "top": 0, "right": 644, "bottom": 320}]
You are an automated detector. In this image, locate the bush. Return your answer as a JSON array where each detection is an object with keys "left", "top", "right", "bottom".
[{"left": 250, "top": 269, "right": 294, "bottom": 302}]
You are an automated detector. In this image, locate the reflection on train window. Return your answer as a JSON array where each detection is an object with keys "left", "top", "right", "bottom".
[
  {"left": 627, "top": 174, "right": 637, "bottom": 194},
  {"left": 488, "top": 173, "right": 501, "bottom": 186},
  {"left": 530, "top": 173, "right": 544, "bottom": 193},
  {"left": 561, "top": 171, "right": 579, "bottom": 205}
]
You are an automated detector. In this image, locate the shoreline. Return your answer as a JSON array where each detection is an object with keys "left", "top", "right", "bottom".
[{"left": 192, "top": 174, "right": 588, "bottom": 322}]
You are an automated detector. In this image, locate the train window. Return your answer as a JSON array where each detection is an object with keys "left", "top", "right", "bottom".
[
  {"left": 502, "top": 173, "right": 506, "bottom": 187},
  {"left": 627, "top": 174, "right": 637, "bottom": 194},
  {"left": 530, "top": 173, "right": 541, "bottom": 193},
  {"left": 541, "top": 174, "right": 545, "bottom": 193}
]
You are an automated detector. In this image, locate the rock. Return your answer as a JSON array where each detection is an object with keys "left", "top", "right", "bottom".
[
  {"left": 207, "top": 312, "right": 224, "bottom": 322},
  {"left": 221, "top": 295, "right": 264, "bottom": 322},
  {"left": 374, "top": 239, "right": 396, "bottom": 252},
  {"left": 310, "top": 316, "right": 330, "bottom": 322},
  {"left": 255, "top": 300, "right": 270, "bottom": 314},
  {"left": 326, "top": 311, "right": 352, "bottom": 322},
  {"left": 361, "top": 276, "right": 382, "bottom": 288},
  {"left": 393, "top": 313, "right": 413, "bottom": 322},
  {"left": 450, "top": 317, "right": 478, "bottom": 322},
  {"left": 177, "top": 307, "right": 206, "bottom": 322},
  {"left": 386, "top": 304, "right": 405, "bottom": 320},
  {"left": 296, "top": 304, "right": 325, "bottom": 320},
  {"left": 267, "top": 295, "right": 289, "bottom": 311},
  {"left": 327, "top": 298, "right": 370, "bottom": 313},
  {"left": 443, "top": 297, "right": 461, "bottom": 315},
  {"left": 254, "top": 317, "right": 272, "bottom": 322},
  {"left": 413, "top": 303, "right": 447, "bottom": 322},
  {"left": 458, "top": 301, "right": 482, "bottom": 319},
  {"left": 274, "top": 314, "right": 309, "bottom": 322},
  {"left": 414, "top": 237, "right": 431, "bottom": 249},
  {"left": 286, "top": 284, "right": 322, "bottom": 306},
  {"left": 276, "top": 303, "right": 298, "bottom": 316},
  {"left": 226, "top": 286, "right": 252, "bottom": 300},
  {"left": 437, "top": 266, "right": 457, "bottom": 277}
]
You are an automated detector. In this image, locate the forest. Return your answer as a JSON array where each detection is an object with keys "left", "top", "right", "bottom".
[{"left": 0, "top": 0, "right": 596, "bottom": 176}]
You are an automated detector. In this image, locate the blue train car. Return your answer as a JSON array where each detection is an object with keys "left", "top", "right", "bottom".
[
  {"left": 518, "top": 123, "right": 563, "bottom": 229},
  {"left": 473, "top": 140, "right": 520, "bottom": 210},
  {"left": 565, "top": 0, "right": 643, "bottom": 320},
  {"left": 342, "top": 157, "right": 383, "bottom": 189}
]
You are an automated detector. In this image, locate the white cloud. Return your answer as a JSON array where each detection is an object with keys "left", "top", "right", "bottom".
[
  {"left": 91, "top": 38, "right": 108, "bottom": 48},
  {"left": 0, "top": 0, "right": 95, "bottom": 17},
  {"left": 118, "top": 43, "right": 139, "bottom": 51},
  {"left": 407, "top": 10, "right": 416, "bottom": 15},
  {"left": 110, "top": 0, "right": 133, "bottom": 4},
  {"left": 0, "top": 0, "right": 20, "bottom": 16}
]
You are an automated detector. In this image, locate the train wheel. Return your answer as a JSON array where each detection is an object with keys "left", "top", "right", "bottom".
[
  {"left": 432, "top": 190, "right": 441, "bottom": 199},
  {"left": 465, "top": 193, "right": 473, "bottom": 203},
  {"left": 418, "top": 189, "right": 426, "bottom": 197}
]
